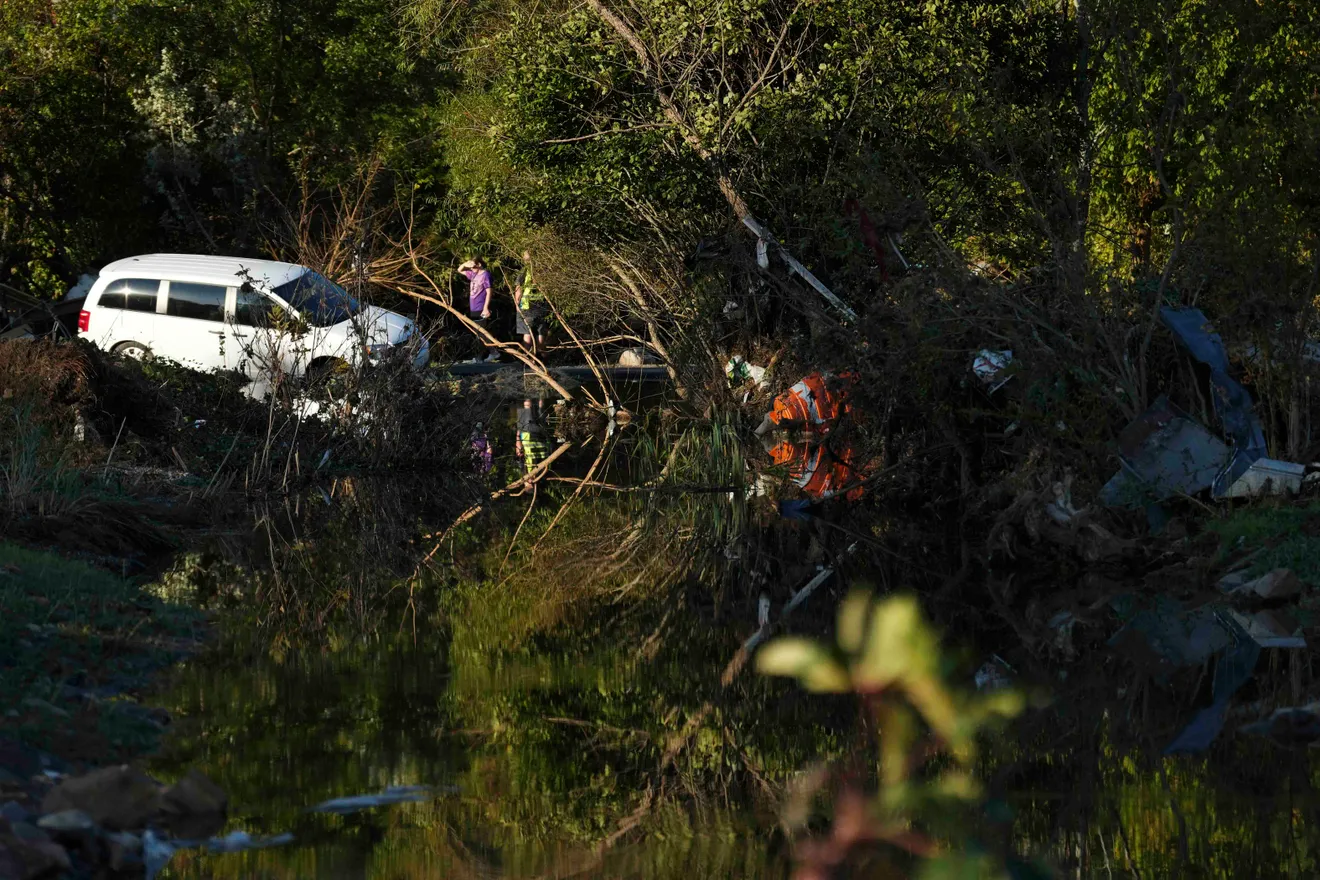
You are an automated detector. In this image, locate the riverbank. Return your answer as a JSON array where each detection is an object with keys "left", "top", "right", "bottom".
[{"left": 0, "top": 541, "right": 201, "bottom": 764}]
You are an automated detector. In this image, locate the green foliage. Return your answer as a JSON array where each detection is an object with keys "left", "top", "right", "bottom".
[
  {"left": 1208, "top": 501, "right": 1320, "bottom": 587},
  {"left": 0, "top": 0, "right": 449, "bottom": 293},
  {"left": 760, "top": 591, "right": 1026, "bottom": 873}
]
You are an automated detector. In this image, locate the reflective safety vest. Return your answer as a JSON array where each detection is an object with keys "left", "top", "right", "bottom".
[
  {"left": 768, "top": 440, "right": 865, "bottom": 501},
  {"left": 769, "top": 371, "right": 857, "bottom": 433},
  {"left": 520, "top": 430, "right": 548, "bottom": 470},
  {"left": 518, "top": 264, "right": 543, "bottom": 311}
]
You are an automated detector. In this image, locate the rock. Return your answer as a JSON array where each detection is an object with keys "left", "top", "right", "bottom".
[
  {"left": 0, "top": 830, "right": 70, "bottom": 879},
  {"left": 0, "top": 839, "right": 22, "bottom": 879},
  {"left": 0, "top": 738, "right": 42, "bottom": 780},
  {"left": 0, "top": 768, "right": 23, "bottom": 789},
  {"left": 27, "top": 839, "right": 71, "bottom": 875},
  {"left": 36, "top": 809, "right": 95, "bottom": 836},
  {"left": 164, "top": 808, "right": 226, "bottom": 841},
  {"left": 41, "top": 765, "right": 162, "bottom": 831},
  {"left": 1222, "top": 568, "right": 1303, "bottom": 600},
  {"left": 104, "top": 830, "right": 143, "bottom": 872},
  {"left": 162, "top": 768, "right": 227, "bottom": 817},
  {"left": 0, "top": 801, "right": 29, "bottom": 824},
  {"left": 9, "top": 822, "right": 49, "bottom": 844},
  {"left": 618, "top": 347, "right": 656, "bottom": 367},
  {"left": 19, "top": 699, "right": 68, "bottom": 720}
]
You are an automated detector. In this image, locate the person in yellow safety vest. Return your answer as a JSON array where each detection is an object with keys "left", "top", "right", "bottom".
[
  {"left": 754, "top": 370, "right": 858, "bottom": 437},
  {"left": 514, "top": 398, "right": 549, "bottom": 472},
  {"left": 514, "top": 250, "right": 547, "bottom": 354},
  {"left": 767, "top": 438, "right": 866, "bottom": 502}
]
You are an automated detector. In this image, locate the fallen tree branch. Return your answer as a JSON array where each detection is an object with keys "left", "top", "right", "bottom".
[{"left": 417, "top": 441, "right": 574, "bottom": 569}]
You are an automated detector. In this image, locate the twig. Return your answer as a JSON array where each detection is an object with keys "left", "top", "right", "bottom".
[{"left": 104, "top": 418, "right": 127, "bottom": 468}]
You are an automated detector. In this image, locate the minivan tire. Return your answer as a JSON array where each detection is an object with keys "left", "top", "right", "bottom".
[{"left": 112, "top": 340, "right": 153, "bottom": 361}]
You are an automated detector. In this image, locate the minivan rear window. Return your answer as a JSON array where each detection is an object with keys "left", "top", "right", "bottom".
[
  {"left": 166, "top": 282, "right": 227, "bottom": 322},
  {"left": 272, "top": 271, "right": 360, "bottom": 328},
  {"left": 97, "top": 278, "right": 159, "bottom": 312}
]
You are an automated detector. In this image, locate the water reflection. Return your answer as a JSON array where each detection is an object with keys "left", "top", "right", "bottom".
[
  {"left": 147, "top": 424, "right": 808, "bottom": 877},
  {"left": 141, "top": 399, "right": 1320, "bottom": 879}
]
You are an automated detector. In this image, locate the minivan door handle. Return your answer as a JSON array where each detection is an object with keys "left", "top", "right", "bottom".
[{"left": 208, "top": 330, "right": 224, "bottom": 336}]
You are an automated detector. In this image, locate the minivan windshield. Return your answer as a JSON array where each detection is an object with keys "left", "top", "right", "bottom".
[{"left": 272, "top": 270, "right": 360, "bottom": 327}]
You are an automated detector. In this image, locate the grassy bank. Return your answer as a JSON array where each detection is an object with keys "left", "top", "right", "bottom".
[{"left": 0, "top": 542, "right": 203, "bottom": 764}]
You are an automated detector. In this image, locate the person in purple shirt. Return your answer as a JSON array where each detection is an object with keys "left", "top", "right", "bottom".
[{"left": 458, "top": 257, "right": 499, "bottom": 362}]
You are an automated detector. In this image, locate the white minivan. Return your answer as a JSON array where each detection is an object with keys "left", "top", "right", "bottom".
[{"left": 77, "top": 254, "right": 428, "bottom": 385}]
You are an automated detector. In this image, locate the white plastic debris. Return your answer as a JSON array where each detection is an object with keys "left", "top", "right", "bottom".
[
  {"left": 1223, "top": 458, "right": 1306, "bottom": 498},
  {"left": 725, "top": 356, "right": 768, "bottom": 389},
  {"left": 971, "top": 349, "right": 1013, "bottom": 392},
  {"left": 144, "top": 827, "right": 296, "bottom": 878},
  {"left": 975, "top": 655, "right": 1014, "bottom": 692},
  {"left": 143, "top": 829, "right": 176, "bottom": 880},
  {"left": 309, "top": 785, "right": 435, "bottom": 814},
  {"left": 206, "top": 830, "right": 295, "bottom": 853}
]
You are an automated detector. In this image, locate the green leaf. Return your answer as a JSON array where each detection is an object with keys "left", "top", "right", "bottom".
[
  {"left": 855, "top": 595, "right": 940, "bottom": 689},
  {"left": 836, "top": 590, "right": 871, "bottom": 655},
  {"left": 756, "top": 637, "right": 851, "bottom": 693}
]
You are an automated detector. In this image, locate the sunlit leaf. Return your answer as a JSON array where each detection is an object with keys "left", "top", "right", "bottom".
[
  {"left": 931, "top": 771, "right": 983, "bottom": 802},
  {"left": 756, "top": 637, "right": 851, "bottom": 692},
  {"left": 836, "top": 589, "right": 871, "bottom": 655},
  {"left": 855, "top": 594, "right": 940, "bottom": 689}
]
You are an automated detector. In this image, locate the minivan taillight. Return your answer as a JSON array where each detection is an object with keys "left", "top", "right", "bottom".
[{"left": 77, "top": 310, "right": 90, "bottom": 333}]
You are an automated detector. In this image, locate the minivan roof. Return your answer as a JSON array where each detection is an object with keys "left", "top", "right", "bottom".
[{"left": 98, "top": 254, "right": 307, "bottom": 289}]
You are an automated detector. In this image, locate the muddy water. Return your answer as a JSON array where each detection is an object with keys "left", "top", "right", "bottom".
[{"left": 141, "top": 403, "right": 1320, "bottom": 878}]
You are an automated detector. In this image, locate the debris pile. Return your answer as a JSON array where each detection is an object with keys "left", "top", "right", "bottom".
[{"left": 0, "top": 761, "right": 285, "bottom": 879}]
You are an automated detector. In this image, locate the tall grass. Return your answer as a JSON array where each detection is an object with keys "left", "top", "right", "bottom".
[{"left": 0, "top": 406, "right": 84, "bottom": 518}]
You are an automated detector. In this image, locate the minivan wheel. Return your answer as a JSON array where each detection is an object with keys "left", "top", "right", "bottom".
[{"left": 112, "top": 340, "right": 152, "bottom": 361}]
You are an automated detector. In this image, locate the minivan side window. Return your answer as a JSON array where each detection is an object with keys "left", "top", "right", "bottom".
[
  {"left": 97, "top": 279, "right": 159, "bottom": 312},
  {"left": 166, "top": 282, "right": 227, "bottom": 321}
]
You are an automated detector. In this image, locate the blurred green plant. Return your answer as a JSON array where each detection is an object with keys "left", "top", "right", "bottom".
[{"left": 758, "top": 591, "right": 1037, "bottom": 879}]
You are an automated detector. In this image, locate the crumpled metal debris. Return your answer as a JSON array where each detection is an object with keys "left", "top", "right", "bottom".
[
  {"left": 1101, "top": 396, "right": 1229, "bottom": 505},
  {"left": 1102, "top": 311, "right": 1308, "bottom": 504},
  {"left": 1109, "top": 597, "right": 1305, "bottom": 753},
  {"left": 1160, "top": 307, "right": 1271, "bottom": 496},
  {"left": 1240, "top": 703, "right": 1320, "bottom": 746},
  {"left": 1226, "top": 607, "right": 1306, "bottom": 649},
  {"left": 1164, "top": 635, "right": 1261, "bottom": 755},
  {"left": 1218, "top": 568, "right": 1302, "bottom": 600}
]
